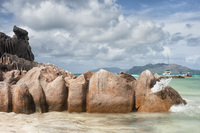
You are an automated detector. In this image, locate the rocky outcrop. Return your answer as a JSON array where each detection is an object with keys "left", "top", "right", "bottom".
[
  {"left": 119, "top": 72, "right": 136, "bottom": 82},
  {"left": 0, "top": 26, "right": 34, "bottom": 61},
  {"left": 154, "top": 73, "right": 160, "bottom": 79},
  {"left": 67, "top": 71, "right": 94, "bottom": 112},
  {"left": 12, "top": 84, "right": 35, "bottom": 114},
  {"left": 43, "top": 76, "right": 67, "bottom": 111},
  {"left": 134, "top": 70, "right": 157, "bottom": 109},
  {"left": 1, "top": 26, "right": 186, "bottom": 114},
  {"left": 0, "top": 53, "right": 38, "bottom": 72},
  {"left": 172, "top": 75, "right": 185, "bottom": 79},
  {"left": 16, "top": 65, "right": 75, "bottom": 113},
  {"left": 3, "top": 70, "right": 23, "bottom": 85},
  {"left": 87, "top": 69, "right": 135, "bottom": 113},
  {"left": 138, "top": 86, "right": 187, "bottom": 112},
  {"left": 16, "top": 67, "right": 48, "bottom": 113},
  {"left": 0, "top": 67, "right": 187, "bottom": 114},
  {"left": 0, "top": 82, "right": 12, "bottom": 112},
  {"left": 184, "top": 74, "right": 193, "bottom": 78}
]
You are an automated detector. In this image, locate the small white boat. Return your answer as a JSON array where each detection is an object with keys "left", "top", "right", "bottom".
[{"left": 163, "top": 70, "right": 171, "bottom": 75}]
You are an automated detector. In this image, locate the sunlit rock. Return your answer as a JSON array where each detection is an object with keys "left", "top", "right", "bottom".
[
  {"left": 134, "top": 69, "right": 157, "bottom": 109},
  {"left": 87, "top": 69, "right": 134, "bottom": 113},
  {"left": 68, "top": 71, "right": 94, "bottom": 112},
  {"left": 138, "top": 86, "right": 187, "bottom": 112}
]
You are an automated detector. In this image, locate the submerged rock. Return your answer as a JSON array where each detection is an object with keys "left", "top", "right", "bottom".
[
  {"left": 87, "top": 69, "right": 134, "bottom": 113},
  {"left": 184, "top": 74, "right": 193, "bottom": 78}
]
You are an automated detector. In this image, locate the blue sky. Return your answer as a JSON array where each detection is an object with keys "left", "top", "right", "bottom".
[{"left": 0, "top": 0, "right": 200, "bottom": 73}]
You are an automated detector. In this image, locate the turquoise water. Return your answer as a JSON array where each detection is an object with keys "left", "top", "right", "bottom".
[{"left": 0, "top": 75, "right": 199, "bottom": 133}]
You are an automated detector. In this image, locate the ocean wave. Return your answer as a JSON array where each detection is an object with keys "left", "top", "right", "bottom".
[
  {"left": 151, "top": 78, "right": 172, "bottom": 93},
  {"left": 170, "top": 99, "right": 200, "bottom": 117}
]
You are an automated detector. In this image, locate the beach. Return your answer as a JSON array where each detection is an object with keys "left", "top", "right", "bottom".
[{"left": 0, "top": 75, "right": 199, "bottom": 133}]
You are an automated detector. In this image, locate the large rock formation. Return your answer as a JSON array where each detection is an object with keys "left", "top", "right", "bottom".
[
  {"left": 67, "top": 71, "right": 94, "bottom": 112},
  {"left": 87, "top": 69, "right": 135, "bottom": 113},
  {"left": 0, "top": 26, "right": 34, "bottom": 61},
  {"left": 0, "top": 66, "right": 187, "bottom": 114},
  {"left": 0, "top": 53, "right": 38, "bottom": 72},
  {"left": 12, "top": 84, "right": 35, "bottom": 114},
  {"left": 16, "top": 65, "right": 75, "bottom": 113},
  {"left": 134, "top": 70, "right": 157, "bottom": 109},
  {"left": 138, "top": 86, "right": 187, "bottom": 112},
  {"left": 0, "top": 26, "right": 187, "bottom": 114},
  {"left": 0, "top": 82, "right": 12, "bottom": 112}
]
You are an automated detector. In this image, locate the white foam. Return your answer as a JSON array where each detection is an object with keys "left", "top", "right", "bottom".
[
  {"left": 151, "top": 78, "right": 172, "bottom": 93},
  {"left": 170, "top": 104, "right": 187, "bottom": 112}
]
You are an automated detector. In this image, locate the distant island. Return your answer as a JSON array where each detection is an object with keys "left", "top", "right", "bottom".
[
  {"left": 90, "top": 67, "right": 127, "bottom": 74},
  {"left": 90, "top": 63, "right": 200, "bottom": 75},
  {"left": 126, "top": 63, "right": 200, "bottom": 74}
]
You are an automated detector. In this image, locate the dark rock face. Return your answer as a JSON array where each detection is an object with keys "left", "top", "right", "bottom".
[
  {"left": 0, "top": 53, "right": 38, "bottom": 71},
  {"left": 12, "top": 84, "right": 35, "bottom": 114},
  {"left": 0, "top": 26, "right": 34, "bottom": 61}
]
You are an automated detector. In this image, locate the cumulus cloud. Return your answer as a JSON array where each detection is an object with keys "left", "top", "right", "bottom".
[{"left": 1, "top": 0, "right": 199, "bottom": 72}]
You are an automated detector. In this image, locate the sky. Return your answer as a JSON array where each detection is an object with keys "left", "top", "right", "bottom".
[{"left": 0, "top": 0, "right": 200, "bottom": 73}]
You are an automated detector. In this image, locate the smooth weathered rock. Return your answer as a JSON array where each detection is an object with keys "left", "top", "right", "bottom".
[
  {"left": 138, "top": 86, "right": 187, "bottom": 112},
  {"left": 154, "top": 73, "right": 160, "bottom": 79},
  {"left": 119, "top": 72, "right": 136, "bottom": 82},
  {"left": 0, "top": 26, "right": 34, "bottom": 61},
  {"left": 16, "top": 65, "right": 74, "bottom": 112},
  {"left": 27, "top": 80, "right": 48, "bottom": 113},
  {"left": 18, "top": 67, "right": 48, "bottom": 113},
  {"left": 87, "top": 69, "right": 134, "bottom": 113},
  {"left": 68, "top": 75, "right": 87, "bottom": 112},
  {"left": 43, "top": 76, "right": 67, "bottom": 111},
  {"left": 12, "top": 84, "right": 35, "bottom": 114},
  {"left": 0, "top": 82, "right": 12, "bottom": 112},
  {"left": 60, "top": 69, "right": 76, "bottom": 80},
  {"left": 67, "top": 71, "right": 94, "bottom": 112},
  {"left": 3, "top": 70, "right": 22, "bottom": 85},
  {"left": 135, "top": 69, "right": 157, "bottom": 109}
]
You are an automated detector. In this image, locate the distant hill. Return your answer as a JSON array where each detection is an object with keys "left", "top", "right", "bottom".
[
  {"left": 126, "top": 63, "right": 200, "bottom": 74},
  {"left": 90, "top": 67, "right": 127, "bottom": 74}
]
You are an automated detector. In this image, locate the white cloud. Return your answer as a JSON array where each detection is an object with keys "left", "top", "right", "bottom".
[{"left": 1, "top": 0, "right": 200, "bottom": 73}]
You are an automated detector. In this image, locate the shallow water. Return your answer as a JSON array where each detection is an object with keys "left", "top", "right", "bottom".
[{"left": 0, "top": 75, "right": 200, "bottom": 133}]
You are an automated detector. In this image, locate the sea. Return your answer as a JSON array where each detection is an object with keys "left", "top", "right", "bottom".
[{"left": 0, "top": 75, "right": 200, "bottom": 133}]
